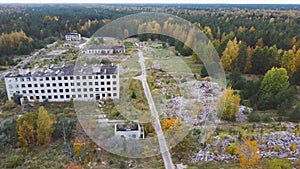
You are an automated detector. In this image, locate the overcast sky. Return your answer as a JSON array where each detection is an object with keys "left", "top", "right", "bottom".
[{"left": 0, "top": 0, "right": 300, "bottom": 4}]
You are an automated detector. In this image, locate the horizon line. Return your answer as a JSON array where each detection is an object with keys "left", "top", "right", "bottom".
[{"left": 1, "top": 2, "right": 300, "bottom": 5}]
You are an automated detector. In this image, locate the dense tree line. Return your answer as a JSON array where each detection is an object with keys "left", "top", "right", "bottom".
[
  {"left": 1, "top": 4, "right": 299, "bottom": 62},
  {"left": 0, "top": 4, "right": 138, "bottom": 63}
]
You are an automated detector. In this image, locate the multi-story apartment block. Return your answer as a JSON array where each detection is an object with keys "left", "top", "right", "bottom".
[
  {"left": 82, "top": 45, "right": 125, "bottom": 54},
  {"left": 65, "top": 33, "right": 81, "bottom": 41},
  {"left": 4, "top": 64, "right": 119, "bottom": 104}
]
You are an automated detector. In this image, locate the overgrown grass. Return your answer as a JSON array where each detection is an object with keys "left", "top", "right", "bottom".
[
  {"left": 0, "top": 142, "right": 68, "bottom": 169},
  {"left": 128, "top": 79, "right": 150, "bottom": 111},
  {"left": 181, "top": 56, "right": 203, "bottom": 74}
]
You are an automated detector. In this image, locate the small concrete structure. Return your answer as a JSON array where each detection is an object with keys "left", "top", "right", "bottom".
[
  {"left": 115, "top": 121, "right": 144, "bottom": 139},
  {"left": 65, "top": 33, "right": 81, "bottom": 41}
]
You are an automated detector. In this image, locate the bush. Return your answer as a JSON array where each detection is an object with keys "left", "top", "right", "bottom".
[
  {"left": 248, "top": 112, "right": 260, "bottom": 122},
  {"left": 290, "top": 67, "right": 300, "bottom": 85},
  {"left": 226, "top": 141, "right": 238, "bottom": 155},
  {"left": 200, "top": 66, "right": 208, "bottom": 77},
  {"left": 6, "top": 155, "right": 24, "bottom": 168},
  {"left": 273, "top": 145, "right": 280, "bottom": 152},
  {"left": 120, "top": 161, "right": 125, "bottom": 169},
  {"left": 216, "top": 87, "right": 240, "bottom": 121},
  {"left": 229, "top": 69, "right": 246, "bottom": 90},
  {"left": 255, "top": 86, "right": 296, "bottom": 112},
  {"left": 265, "top": 158, "right": 293, "bottom": 169},
  {"left": 240, "top": 80, "right": 260, "bottom": 100},
  {"left": 3, "top": 100, "right": 14, "bottom": 110},
  {"left": 0, "top": 120, "right": 18, "bottom": 147},
  {"left": 289, "top": 106, "right": 300, "bottom": 122},
  {"left": 67, "top": 162, "right": 84, "bottom": 169},
  {"left": 289, "top": 144, "right": 297, "bottom": 151},
  {"left": 130, "top": 91, "right": 136, "bottom": 99},
  {"left": 262, "top": 115, "right": 272, "bottom": 123}
]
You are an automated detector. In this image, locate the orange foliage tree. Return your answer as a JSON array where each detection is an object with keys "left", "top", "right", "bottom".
[
  {"left": 162, "top": 118, "right": 177, "bottom": 131},
  {"left": 67, "top": 162, "right": 84, "bottom": 169},
  {"left": 237, "top": 139, "right": 260, "bottom": 169}
]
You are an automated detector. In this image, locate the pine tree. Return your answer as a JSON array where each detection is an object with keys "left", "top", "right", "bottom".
[{"left": 236, "top": 43, "right": 248, "bottom": 72}]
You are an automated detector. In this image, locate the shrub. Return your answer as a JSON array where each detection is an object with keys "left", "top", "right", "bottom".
[
  {"left": 120, "top": 161, "right": 125, "bottom": 169},
  {"left": 67, "top": 162, "right": 84, "bottom": 169},
  {"left": 265, "top": 158, "right": 293, "bottom": 169},
  {"left": 237, "top": 139, "right": 260, "bottom": 169},
  {"left": 216, "top": 87, "right": 241, "bottom": 121},
  {"left": 131, "top": 91, "right": 136, "bottom": 99},
  {"left": 6, "top": 155, "right": 24, "bottom": 168},
  {"left": 295, "top": 128, "right": 299, "bottom": 137},
  {"left": 248, "top": 112, "right": 260, "bottom": 122},
  {"left": 273, "top": 145, "right": 280, "bottom": 152},
  {"left": 201, "top": 66, "right": 208, "bottom": 77},
  {"left": 0, "top": 120, "right": 18, "bottom": 147},
  {"left": 289, "top": 106, "right": 300, "bottom": 122},
  {"left": 262, "top": 115, "right": 272, "bottom": 123},
  {"left": 226, "top": 141, "right": 238, "bottom": 155},
  {"left": 289, "top": 144, "right": 297, "bottom": 151},
  {"left": 219, "top": 133, "right": 226, "bottom": 139},
  {"left": 3, "top": 100, "right": 14, "bottom": 110}
]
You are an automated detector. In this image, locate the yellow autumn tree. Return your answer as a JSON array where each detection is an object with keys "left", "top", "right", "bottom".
[
  {"left": 249, "top": 26, "right": 256, "bottom": 32},
  {"left": 221, "top": 38, "right": 240, "bottom": 72},
  {"left": 153, "top": 22, "right": 161, "bottom": 34},
  {"left": 256, "top": 37, "right": 264, "bottom": 47},
  {"left": 237, "top": 139, "right": 260, "bottom": 169},
  {"left": 16, "top": 112, "right": 37, "bottom": 153},
  {"left": 203, "top": 26, "right": 213, "bottom": 39},
  {"left": 290, "top": 37, "right": 297, "bottom": 47},
  {"left": 244, "top": 46, "right": 253, "bottom": 73},
  {"left": 0, "top": 30, "right": 33, "bottom": 55},
  {"left": 216, "top": 87, "right": 240, "bottom": 121},
  {"left": 123, "top": 29, "right": 129, "bottom": 38},
  {"left": 36, "top": 106, "right": 54, "bottom": 145},
  {"left": 73, "top": 137, "right": 85, "bottom": 160},
  {"left": 295, "top": 49, "right": 300, "bottom": 69},
  {"left": 185, "top": 28, "right": 196, "bottom": 47},
  {"left": 280, "top": 50, "right": 296, "bottom": 75}
]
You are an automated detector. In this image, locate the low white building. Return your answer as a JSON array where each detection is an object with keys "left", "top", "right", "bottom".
[
  {"left": 112, "top": 46, "right": 126, "bottom": 53},
  {"left": 82, "top": 45, "right": 125, "bottom": 54},
  {"left": 65, "top": 33, "right": 81, "bottom": 41},
  {"left": 115, "top": 122, "right": 145, "bottom": 139},
  {"left": 4, "top": 64, "right": 119, "bottom": 104}
]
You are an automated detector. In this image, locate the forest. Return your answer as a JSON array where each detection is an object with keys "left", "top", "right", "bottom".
[{"left": 0, "top": 4, "right": 137, "bottom": 60}]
